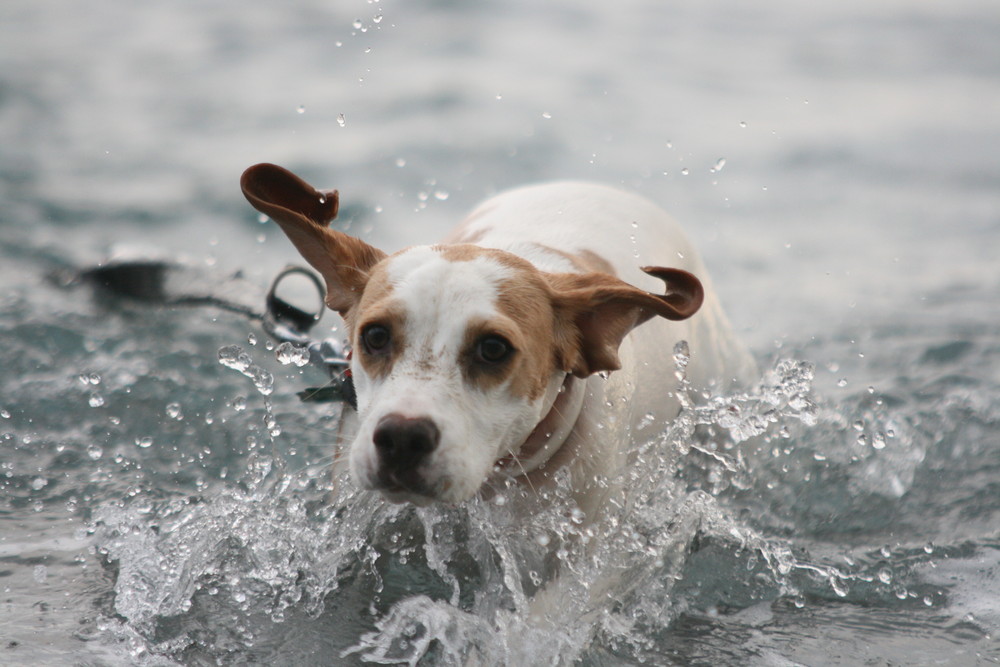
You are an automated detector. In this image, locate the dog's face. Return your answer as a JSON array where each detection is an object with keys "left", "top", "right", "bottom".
[
  {"left": 346, "top": 245, "right": 570, "bottom": 504},
  {"left": 241, "top": 164, "right": 704, "bottom": 505}
]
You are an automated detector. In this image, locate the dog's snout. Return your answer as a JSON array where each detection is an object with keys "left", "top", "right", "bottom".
[{"left": 372, "top": 414, "right": 440, "bottom": 470}]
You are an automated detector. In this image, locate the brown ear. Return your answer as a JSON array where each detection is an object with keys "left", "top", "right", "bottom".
[
  {"left": 549, "top": 267, "right": 704, "bottom": 377},
  {"left": 240, "top": 163, "right": 387, "bottom": 317}
]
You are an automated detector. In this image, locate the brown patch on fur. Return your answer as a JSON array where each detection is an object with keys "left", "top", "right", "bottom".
[
  {"left": 401, "top": 244, "right": 559, "bottom": 401},
  {"left": 545, "top": 268, "right": 704, "bottom": 377},
  {"left": 240, "top": 163, "right": 388, "bottom": 319},
  {"left": 440, "top": 204, "right": 498, "bottom": 243},
  {"left": 459, "top": 317, "right": 523, "bottom": 393},
  {"left": 353, "top": 268, "right": 407, "bottom": 381},
  {"left": 576, "top": 249, "right": 617, "bottom": 276},
  {"left": 530, "top": 244, "right": 618, "bottom": 276},
  {"left": 492, "top": 272, "right": 560, "bottom": 402},
  {"left": 442, "top": 225, "right": 493, "bottom": 245}
]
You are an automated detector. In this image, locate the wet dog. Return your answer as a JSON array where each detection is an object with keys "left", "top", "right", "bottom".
[{"left": 241, "top": 164, "right": 754, "bottom": 519}]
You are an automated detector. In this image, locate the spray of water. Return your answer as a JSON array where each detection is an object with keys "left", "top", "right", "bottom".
[{"left": 90, "top": 341, "right": 926, "bottom": 664}]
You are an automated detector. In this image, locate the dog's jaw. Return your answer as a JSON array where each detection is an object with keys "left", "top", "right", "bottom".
[{"left": 494, "top": 372, "right": 585, "bottom": 476}]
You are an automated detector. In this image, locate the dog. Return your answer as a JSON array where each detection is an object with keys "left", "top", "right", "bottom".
[{"left": 241, "top": 164, "right": 755, "bottom": 519}]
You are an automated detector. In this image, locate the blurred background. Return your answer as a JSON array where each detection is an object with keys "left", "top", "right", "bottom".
[{"left": 1, "top": 0, "right": 998, "bottom": 664}]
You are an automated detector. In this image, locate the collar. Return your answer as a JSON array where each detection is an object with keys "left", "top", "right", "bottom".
[{"left": 495, "top": 373, "right": 586, "bottom": 476}]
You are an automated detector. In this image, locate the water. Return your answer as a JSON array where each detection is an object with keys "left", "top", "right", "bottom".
[{"left": 2, "top": 0, "right": 998, "bottom": 664}]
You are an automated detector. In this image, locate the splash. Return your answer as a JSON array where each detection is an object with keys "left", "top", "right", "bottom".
[
  {"left": 91, "top": 346, "right": 932, "bottom": 664},
  {"left": 218, "top": 344, "right": 274, "bottom": 396}
]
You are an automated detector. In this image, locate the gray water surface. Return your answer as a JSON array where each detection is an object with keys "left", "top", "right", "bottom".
[{"left": 2, "top": 0, "right": 998, "bottom": 664}]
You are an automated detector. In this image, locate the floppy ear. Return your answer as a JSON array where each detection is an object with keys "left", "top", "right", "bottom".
[
  {"left": 240, "top": 163, "right": 387, "bottom": 318},
  {"left": 549, "top": 267, "right": 704, "bottom": 377}
]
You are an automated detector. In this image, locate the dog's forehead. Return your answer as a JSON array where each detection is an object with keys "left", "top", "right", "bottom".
[
  {"left": 386, "top": 245, "right": 515, "bottom": 302},
  {"left": 362, "top": 245, "right": 523, "bottom": 336}
]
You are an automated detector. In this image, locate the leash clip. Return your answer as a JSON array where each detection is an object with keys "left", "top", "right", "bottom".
[{"left": 262, "top": 266, "right": 356, "bottom": 408}]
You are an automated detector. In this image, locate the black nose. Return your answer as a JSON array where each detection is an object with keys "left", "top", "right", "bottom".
[{"left": 372, "top": 414, "right": 440, "bottom": 471}]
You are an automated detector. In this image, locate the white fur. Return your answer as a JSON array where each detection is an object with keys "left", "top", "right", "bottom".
[{"left": 344, "top": 182, "right": 755, "bottom": 516}]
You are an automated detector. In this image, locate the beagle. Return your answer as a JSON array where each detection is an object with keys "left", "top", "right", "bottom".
[{"left": 241, "top": 164, "right": 755, "bottom": 518}]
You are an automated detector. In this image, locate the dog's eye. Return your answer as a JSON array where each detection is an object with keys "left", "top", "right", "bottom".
[
  {"left": 361, "top": 324, "right": 391, "bottom": 354},
  {"left": 476, "top": 335, "right": 513, "bottom": 365}
]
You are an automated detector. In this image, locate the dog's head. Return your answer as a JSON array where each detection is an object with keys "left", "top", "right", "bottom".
[{"left": 241, "top": 164, "right": 703, "bottom": 505}]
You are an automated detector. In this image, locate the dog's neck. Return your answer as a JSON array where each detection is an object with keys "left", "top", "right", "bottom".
[{"left": 496, "top": 373, "right": 586, "bottom": 476}]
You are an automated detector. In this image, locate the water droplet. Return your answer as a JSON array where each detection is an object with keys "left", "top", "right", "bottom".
[
  {"left": 923, "top": 543, "right": 934, "bottom": 554},
  {"left": 233, "top": 396, "right": 247, "bottom": 412},
  {"left": 880, "top": 545, "right": 892, "bottom": 558},
  {"left": 541, "top": 111, "right": 552, "bottom": 119},
  {"left": 570, "top": 508, "right": 585, "bottom": 524},
  {"left": 871, "top": 432, "right": 887, "bottom": 450},
  {"left": 837, "top": 378, "right": 848, "bottom": 387},
  {"left": 673, "top": 340, "right": 690, "bottom": 373},
  {"left": 87, "top": 445, "right": 103, "bottom": 460},
  {"left": 247, "top": 333, "right": 257, "bottom": 346},
  {"left": 31, "top": 477, "right": 48, "bottom": 491},
  {"left": 535, "top": 533, "right": 550, "bottom": 547},
  {"left": 922, "top": 595, "right": 933, "bottom": 607},
  {"left": 493, "top": 494, "right": 507, "bottom": 506},
  {"left": 134, "top": 437, "right": 153, "bottom": 449},
  {"left": 433, "top": 190, "right": 449, "bottom": 201},
  {"left": 395, "top": 157, "right": 406, "bottom": 167},
  {"left": 739, "top": 121, "right": 748, "bottom": 128},
  {"left": 33, "top": 565, "right": 47, "bottom": 584},
  {"left": 296, "top": 105, "right": 305, "bottom": 114},
  {"left": 680, "top": 167, "right": 689, "bottom": 176},
  {"left": 219, "top": 345, "right": 251, "bottom": 372},
  {"left": 166, "top": 403, "right": 183, "bottom": 420},
  {"left": 88, "top": 394, "right": 105, "bottom": 408},
  {"left": 710, "top": 157, "right": 727, "bottom": 173},
  {"left": 337, "top": 113, "right": 346, "bottom": 127},
  {"left": 830, "top": 576, "right": 848, "bottom": 597},
  {"left": 275, "top": 342, "right": 311, "bottom": 367},
  {"left": 373, "top": 13, "right": 383, "bottom": 23},
  {"left": 352, "top": 19, "right": 363, "bottom": 29},
  {"left": 257, "top": 213, "right": 269, "bottom": 224},
  {"left": 877, "top": 569, "right": 892, "bottom": 584},
  {"left": 0, "top": 409, "right": 9, "bottom": 419}
]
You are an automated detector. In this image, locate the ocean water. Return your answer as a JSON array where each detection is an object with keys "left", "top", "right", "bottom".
[{"left": 1, "top": 0, "right": 998, "bottom": 664}]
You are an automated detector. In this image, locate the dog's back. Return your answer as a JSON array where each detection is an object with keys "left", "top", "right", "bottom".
[{"left": 449, "top": 181, "right": 756, "bottom": 397}]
